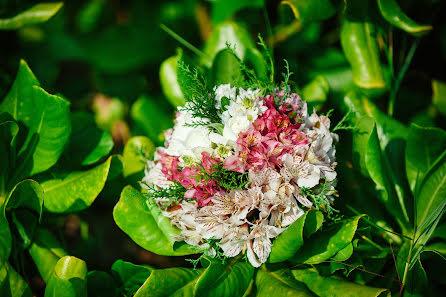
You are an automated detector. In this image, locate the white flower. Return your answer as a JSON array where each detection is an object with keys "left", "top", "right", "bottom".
[
  {"left": 223, "top": 116, "right": 251, "bottom": 142},
  {"left": 214, "top": 84, "right": 236, "bottom": 109}
]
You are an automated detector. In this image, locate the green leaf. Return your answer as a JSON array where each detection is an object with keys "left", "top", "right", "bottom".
[
  {"left": 292, "top": 268, "right": 390, "bottom": 297},
  {"left": 0, "top": 60, "right": 71, "bottom": 178},
  {"left": 405, "top": 124, "right": 446, "bottom": 194},
  {"left": 302, "top": 76, "right": 329, "bottom": 110},
  {"left": 331, "top": 243, "right": 354, "bottom": 261},
  {"left": 280, "top": 0, "right": 341, "bottom": 23},
  {"left": 351, "top": 116, "right": 375, "bottom": 176},
  {"left": 340, "top": 0, "right": 386, "bottom": 90},
  {"left": 130, "top": 96, "right": 172, "bottom": 146},
  {"left": 414, "top": 154, "right": 446, "bottom": 236},
  {"left": 29, "top": 228, "right": 67, "bottom": 283},
  {"left": 211, "top": 49, "right": 245, "bottom": 87},
  {"left": 122, "top": 136, "right": 155, "bottom": 178},
  {"left": 111, "top": 260, "right": 153, "bottom": 297},
  {"left": 290, "top": 216, "right": 363, "bottom": 264},
  {"left": 113, "top": 186, "right": 198, "bottom": 256},
  {"left": 160, "top": 55, "right": 186, "bottom": 107},
  {"left": 66, "top": 112, "right": 114, "bottom": 167},
  {"left": 87, "top": 271, "right": 119, "bottom": 297},
  {"left": 211, "top": 0, "right": 264, "bottom": 25},
  {"left": 44, "top": 256, "right": 88, "bottom": 297},
  {"left": 365, "top": 125, "right": 410, "bottom": 229},
  {"left": 269, "top": 210, "right": 323, "bottom": 263},
  {"left": 0, "top": 179, "right": 43, "bottom": 260},
  {"left": 200, "top": 22, "right": 264, "bottom": 72},
  {"left": 193, "top": 258, "right": 254, "bottom": 297},
  {"left": 41, "top": 156, "right": 115, "bottom": 213},
  {"left": 0, "top": 261, "right": 32, "bottom": 297},
  {"left": 133, "top": 267, "right": 201, "bottom": 297},
  {"left": 256, "top": 266, "right": 313, "bottom": 297},
  {"left": 0, "top": 118, "right": 18, "bottom": 195},
  {"left": 432, "top": 80, "right": 446, "bottom": 116},
  {"left": 377, "top": 0, "right": 432, "bottom": 35},
  {"left": 0, "top": 3, "right": 63, "bottom": 30}
]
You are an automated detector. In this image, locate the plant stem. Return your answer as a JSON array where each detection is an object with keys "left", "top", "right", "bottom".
[
  {"left": 160, "top": 24, "right": 210, "bottom": 64},
  {"left": 388, "top": 38, "right": 420, "bottom": 116}
]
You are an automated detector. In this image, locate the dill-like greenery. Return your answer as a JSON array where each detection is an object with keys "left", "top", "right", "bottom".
[
  {"left": 143, "top": 181, "right": 187, "bottom": 205},
  {"left": 193, "top": 162, "right": 249, "bottom": 191},
  {"left": 300, "top": 179, "right": 339, "bottom": 219},
  {"left": 177, "top": 59, "right": 221, "bottom": 125}
]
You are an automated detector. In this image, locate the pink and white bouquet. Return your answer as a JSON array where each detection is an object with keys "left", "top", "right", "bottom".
[{"left": 142, "top": 80, "right": 338, "bottom": 267}]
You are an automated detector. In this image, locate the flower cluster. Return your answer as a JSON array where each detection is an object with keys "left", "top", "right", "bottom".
[{"left": 142, "top": 84, "right": 338, "bottom": 267}]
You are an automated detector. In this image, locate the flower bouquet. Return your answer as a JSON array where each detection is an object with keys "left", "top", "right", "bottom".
[{"left": 140, "top": 59, "right": 339, "bottom": 267}]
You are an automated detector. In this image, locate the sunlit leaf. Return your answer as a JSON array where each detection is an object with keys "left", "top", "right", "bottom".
[
  {"left": 41, "top": 156, "right": 115, "bottom": 213},
  {"left": 377, "top": 0, "right": 432, "bottom": 35},
  {"left": 111, "top": 260, "right": 153, "bottom": 297},
  {"left": 292, "top": 268, "right": 390, "bottom": 297},
  {"left": 405, "top": 124, "right": 446, "bottom": 194},
  {"left": 133, "top": 267, "right": 201, "bottom": 297},
  {"left": 44, "top": 256, "right": 88, "bottom": 297},
  {"left": 113, "top": 186, "right": 198, "bottom": 256},
  {"left": 0, "top": 60, "right": 71, "bottom": 178},
  {"left": 160, "top": 55, "right": 186, "bottom": 107},
  {"left": 269, "top": 210, "right": 323, "bottom": 263},
  {"left": 29, "top": 228, "right": 67, "bottom": 283},
  {"left": 0, "top": 3, "right": 63, "bottom": 30},
  {"left": 66, "top": 112, "right": 114, "bottom": 167},
  {"left": 122, "top": 136, "right": 155, "bottom": 178},
  {"left": 340, "top": 0, "right": 386, "bottom": 90},
  {"left": 290, "top": 216, "right": 363, "bottom": 264},
  {"left": 256, "top": 266, "right": 313, "bottom": 297}
]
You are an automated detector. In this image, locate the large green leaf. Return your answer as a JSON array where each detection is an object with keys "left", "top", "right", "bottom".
[
  {"left": 256, "top": 266, "right": 313, "bottom": 297},
  {"left": 0, "top": 118, "right": 18, "bottom": 195},
  {"left": 122, "top": 136, "right": 155, "bottom": 178},
  {"left": 160, "top": 55, "right": 186, "bottom": 107},
  {"left": 113, "top": 186, "right": 197, "bottom": 256},
  {"left": 193, "top": 257, "right": 254, "bottom": 297},
  {"left": 340, "top": 0, "right": 386, "bottom": 90},
  {"left": 292, "top": 268, "right": 389, "bottom": 297},
  {"left": 211, "top": 0, "right": 264, "bottom": 24},
  {"left": 414, "top": 154, "right": 446, "bottom": 237},
  {"left": 44, "top": 256, "right": 88, "bottom": 297},
  {"left": 269, "top": 210, "right": 323, "bottom": 263},
  {"left": 211, "top": 49, "right": 245, "bottom": 87},
  {"left": 29, "top": 228, "right": 67, "bottom": 283},
  {"left": 405, "top": 124, "right": 446, "bottom": 194},
  {"left": 0, "top": 261, "right": 32, "bottom": 297},
  {"left": 133, "top": 267, "right": 201, "bottom": 297},
  {"left": 0, "top": 2, "right": 63, "bottom": 30},
  {"left": 351, "top": 116, "right": 375, "bottom": 177},
  {"left": 366, "top": 125, "right": 411, "bottom": 231},
  {"left": 130, "top": 96, "right": 172, "bottom": 146},
  {"left": 280, "top": 0, "right": 341, "bottom": 23},
  {"left": 111, "top": 260, "right": 153, "bottom": 297},
  {"left": 41, "top": 156, "right": 115, "bottom": 213},
  {"left": 66, "top": 112, "right": 114, "bottom": 167},
  {"left": 0, "top": 60, "right": 71, "bottom": 178},
  {"left": 377, "top": 0, "right": 432, "bottom": 35},
  {"left": 290, "top": 216, "right": 363, "bottom": 264},
  {"left": 0, "top": 179, "right": 43, "bottom": 260},
  {"left": 200, "top": 22, "right": 264, "bottom": 73}
]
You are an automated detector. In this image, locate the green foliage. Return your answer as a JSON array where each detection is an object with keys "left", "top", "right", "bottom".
[
  {"left": 1, "top": 0, "right": 445, "bottom": 296},
  {"left": 113, "top": 186, "right": 198, "bottom": 256},
  {"left": 0, "top": 2, "right": 63, "bottom": 30}
]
